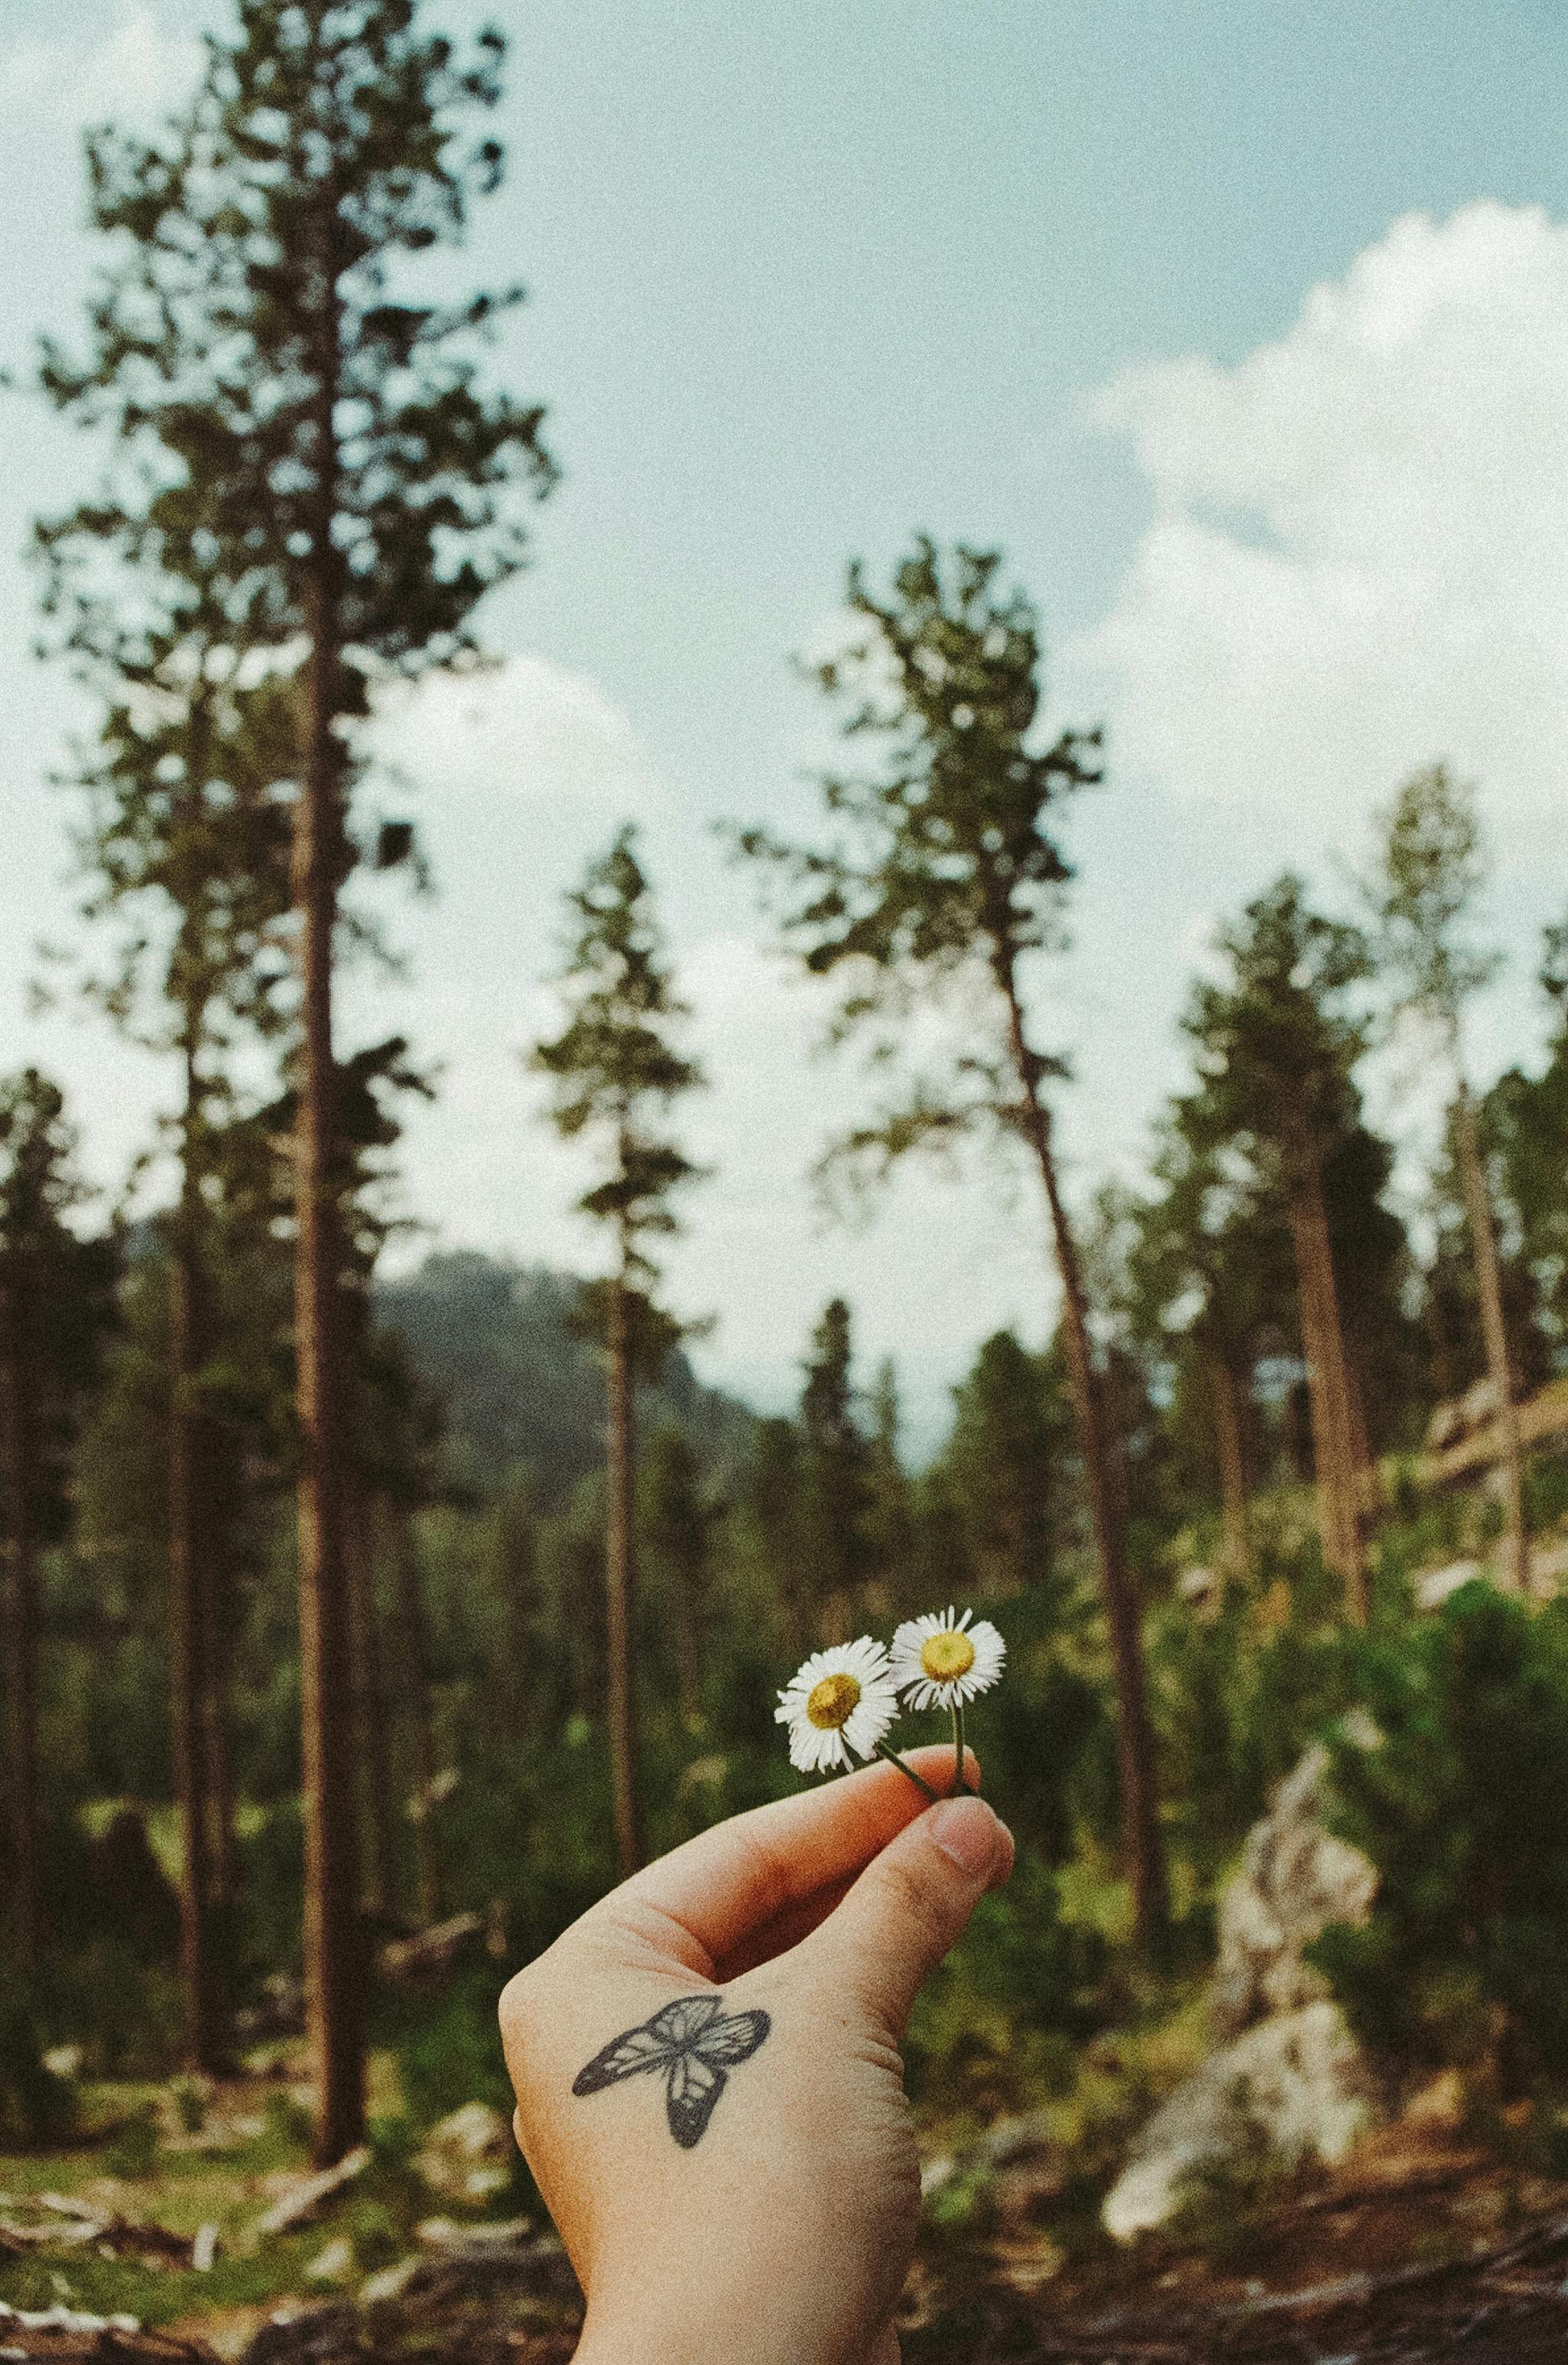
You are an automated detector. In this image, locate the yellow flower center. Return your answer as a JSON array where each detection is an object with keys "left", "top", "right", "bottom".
[
  {"left": 806, "top": 1671, "right": 862, "bottom": 1730},
  {"left": 920, "top": 1630, "right": 975, "bottom": 1683}
]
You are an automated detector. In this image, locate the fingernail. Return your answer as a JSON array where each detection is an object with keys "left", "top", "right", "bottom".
[{"left": 929, "top": 1795, "right": 1001, "bottom": 1879}]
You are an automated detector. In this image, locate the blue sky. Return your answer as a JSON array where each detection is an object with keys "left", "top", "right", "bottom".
[{"left": 2, "top": 0, "right": 1566, "bottom": 1443}]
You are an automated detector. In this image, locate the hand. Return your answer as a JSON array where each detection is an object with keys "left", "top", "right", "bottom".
[{"left": 499, "top": 1747, "right": 1013, "bottom": 2365}]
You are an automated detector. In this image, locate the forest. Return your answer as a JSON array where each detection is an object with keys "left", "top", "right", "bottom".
[{"left": 4, "top": 5, "right": 1568, "bottom": 2363}]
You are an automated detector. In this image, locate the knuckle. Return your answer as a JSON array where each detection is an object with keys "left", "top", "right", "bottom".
[
  {"left": 878, "top": 1853, "right": 956, "bottom": 1957},
  {"left": 497, "top": 1956, "right": 550, "bottom": 2053}
]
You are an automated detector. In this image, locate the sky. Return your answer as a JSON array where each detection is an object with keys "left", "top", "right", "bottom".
[{"left": 0, "top": 0, "right": 1566, "bottom": 1446}]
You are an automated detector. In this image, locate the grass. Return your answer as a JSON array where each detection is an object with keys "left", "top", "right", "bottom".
[{"left": 0, "top": 2057, "right": 476, "bottom": 2331}]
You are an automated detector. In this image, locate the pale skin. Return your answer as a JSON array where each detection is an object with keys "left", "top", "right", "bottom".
[{"left": 499, "top": 1745, "right": 1014, "bottom": 2365}]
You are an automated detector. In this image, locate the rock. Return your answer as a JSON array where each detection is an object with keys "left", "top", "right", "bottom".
[
  {"left": 1103, "top": 1999, "right": 1378, "bottom": 2242},
  {"left": 1210, "top": 1741, "right": 1377, "bottom": 2043},
  {"left": 415, "top": 2102, "right": 513, "bottom": 2205},
  {"left": 1413, "top": 1557, "right": 1485, "bottom": 1612},
  {"left": 1104, "top": 1739, "right": 1383, "bottom": 2242}
]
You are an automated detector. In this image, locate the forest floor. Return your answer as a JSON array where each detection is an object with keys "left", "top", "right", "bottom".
[{"left": 6, "top": 2069, "right": 1568, "bottom": 2362}]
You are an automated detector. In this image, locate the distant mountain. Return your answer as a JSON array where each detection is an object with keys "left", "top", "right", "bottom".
[{"left": 377, "top": 1249, "right": 757, "bottom": 1506}]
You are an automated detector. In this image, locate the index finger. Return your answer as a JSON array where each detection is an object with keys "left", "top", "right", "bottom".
[{"left": 586, "top": 1745, "right": 979, "bottom": 1964}]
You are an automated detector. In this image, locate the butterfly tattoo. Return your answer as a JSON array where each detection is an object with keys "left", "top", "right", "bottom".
[{"left": 571, "top": 1993, "right": 772, "bottom": 2149}]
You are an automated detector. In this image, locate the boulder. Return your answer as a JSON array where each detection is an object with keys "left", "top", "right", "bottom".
[
  {"left": 414, "top": 2102, "right": 513, "bottom": 2205},
  {"left": 1105, "top": 1738, "right": 1381, "bottom": 2241},
  {"left": 1103, "top": 1999, "right": 1377, "bottom": 2242},
  {"left": 1210, "top": 1739, "right": 1377, "bottom": 2043}
]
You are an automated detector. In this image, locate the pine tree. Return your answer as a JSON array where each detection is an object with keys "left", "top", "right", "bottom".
[
  {"left": 866, "top": 1357, "right": 915, "bottom": 1614},
  {"left": 41, "top": 0, "right": 554, "bottom": 2158},
  {"left": 0, "top": 1075, "right": 116, "bottom": 1971},
  {"left": 1367, "top": 765, "right": 1527, "bottom": 1591},
  {"left": 1488, "top": 913, "right": 1568, "bottom": 1372},
  {"left": 799, "top": 1299, "right": 877, "bottom": 1644},
  {"left": 741, "top": 1417, "right": 810, "bottom": 1656},
  {"left": 929, "top": 1330, "right": 1069, "bottom": 1601},
  {"left": 31, "top": 544, "right": 296, "bottom": 2062},
  {"left": 533, "top": 829, "right": 704, "bottom": 1879},
  {"left": 1127, "top": 1127, "right": 1295, "bottom": 1578},
  {"left": 740, "top": 538, "right": 1169, "bottom": 1951},
  {"left": 1179, "top": 877, "right": 1374, "bottom": 1616},
  {"left": 643, "top": 1427, "right": 710, "bottom": 1727}
]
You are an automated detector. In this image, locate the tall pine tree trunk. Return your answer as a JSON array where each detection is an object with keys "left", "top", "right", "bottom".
[
  {"left": 294, "top": 241, "right": 363, "bottom": 2151},
  {"left": 348, "top": 1486, "right": 398, "bottom": 1920},
  {"left": 391, "top": 1500, "right": 440, "bottom": 1926},
  {"left": 0, "top": 1265, "right": 39, "bottom": 1971},
  {"left": 1284, "top": 1127, "right": 1367, "bottom": 1622},
  {"left": 998, "top": 973, "right": 1168, "bottom": 1954},
  {"left": 202, "top": 1562, "right": 237, "bottom": 1912},
  {"left": 169, "top": 1052, "right": 218, "bottom": 2068},
  {"left": 1454, "top": 1081, "right": 1529, "bottom": 1593},
  {"left": 1204, "top": 1346, "right": 1251, "bottom": 1577},
  {"left": 605, "top": 1257, "right": 644, "bottom": 1881}
]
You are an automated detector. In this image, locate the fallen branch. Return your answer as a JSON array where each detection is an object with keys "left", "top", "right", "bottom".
[{"left": 251, "top": 2145, "right": 371, "bottom": 2240}]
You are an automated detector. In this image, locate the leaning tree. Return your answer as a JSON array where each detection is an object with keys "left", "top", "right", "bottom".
[
  {"left": 739, "top": 538, "right": 1169, "bottom": 1954},
  {"left": 41, "top": 0, "right": 554, "bottom": 2157}
]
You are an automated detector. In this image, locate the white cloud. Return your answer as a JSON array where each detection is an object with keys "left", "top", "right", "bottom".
[
  {"left": 374, "top": 655, "right": 661, "bottom": 816},
  {"left": 0, "top": 3, "right": 200, "bottom": 122},
  {"left": 1067, "top": 202, "right": 1568, "bottom": 835}
]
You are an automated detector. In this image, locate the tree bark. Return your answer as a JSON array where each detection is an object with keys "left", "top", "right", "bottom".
[
  {"left": 391, "top": 1500, "right": 440, "bottom": 1926},
  {"left": 348, "top": 1486, "right": 398, "bottom": 1920},
  {"left": 201, "top": 1563, "right": 237, "bottom": 1912},
  {"left": 1283, "top": 1131, "right": 1368, "bottom": 1622},
  {"left": 0, "top": 1265, "right": 39, "bottom": 1971},
  {"left": 1204, "top": 1346, "right": 1251, "bottom": 1578},
  {"left": 168, "top": 1046, "right": 219, "bottom": 2068},
  {"left": 996, "top": 968, "right": 1168, "bottom": 1954},
  {"left": 293, "top": 215, "right": 363, "bottom": 2154},
  {"left": 605, "top": 1256, "right": 645, "bottom": 1881},
  {"left": 1453, "top": 1082, "right": 1529, "bottom": 1594}
]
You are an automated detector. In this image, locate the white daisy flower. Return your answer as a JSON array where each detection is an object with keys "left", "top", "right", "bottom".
[
  {"left": 889, "top": 1605, "right": 1005, "bottom": 1711},
  {"left": 775, "top": 1637, "right": 901, "bottom": 1775}
]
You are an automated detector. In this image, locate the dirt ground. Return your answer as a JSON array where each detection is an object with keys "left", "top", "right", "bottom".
[{"left": 8, "top": 2092, "right": 1568, "bottom": 2363}]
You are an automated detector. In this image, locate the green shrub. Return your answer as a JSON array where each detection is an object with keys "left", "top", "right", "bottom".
[
  {"left": 106, "top": 2098, "right": 160, "bottom": 2177},
  {"left": 905, "top": 1853, "right": 1108, "bottom": 2117},
  {"left": 1150, "top": 1585, "right": 1358, "bottom": 1879},
  {"left": 1311, "top": 1584, "right": 1568, "bottom": 2085},
  {"left": 381, "top": 1961, "right": 516, "bottom": 2128}
]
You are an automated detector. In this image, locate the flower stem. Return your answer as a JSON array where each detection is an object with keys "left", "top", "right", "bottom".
[
  {"left": 951, "top": 1698, "right": 972, "bottom": 1793},
  {"left": 874, "top": 1742, "right": 941, "bottom": 1803}
]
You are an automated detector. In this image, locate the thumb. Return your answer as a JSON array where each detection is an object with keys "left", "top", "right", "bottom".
[{"left": 803, "top": 1793, "right": 1013, "bottom": 2036}]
